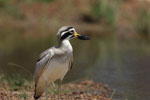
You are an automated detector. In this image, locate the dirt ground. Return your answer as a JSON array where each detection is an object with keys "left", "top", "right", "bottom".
[{"left": 0, "top": 80, "right": 112, "bottom": 100}]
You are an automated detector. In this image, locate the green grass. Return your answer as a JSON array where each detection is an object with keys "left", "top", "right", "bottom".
[
  {"left": 0, "top": 0, "right": 55, "bottom": 18},
  {"left": 5, "top": 5, "right": 23, "bottom": 19},
  {"left": 18, "top": 92, "right": 29, "bottom": 99},
  {"left": 0, "top": 0, "right": 55, "bottom": 5},
  {"left": 90, "top": 0, "right": 119, "bottom": 26},
  {"left": 0, "top": 74, "right": 30, "bottom": 91},
  {"left": 48, "top": 82, "right": 72, "bottom": 94},
  {"left": 110, "top": 89, "right": 116, "bottom": 98},
  {"left": 124, "top": 99, "right": 129, "bottom": 100},
  {"left": 37, "top": 0, "right": 55, "bottom": 3},
  {"left": 0, "top": 0, "right": 9, "bottom": 8},
  {"left": 48, "top": 82, "right": 57, "bottom": 94},
  {"left": 135, "top": 7, "right": 150, "bottom": 35}
]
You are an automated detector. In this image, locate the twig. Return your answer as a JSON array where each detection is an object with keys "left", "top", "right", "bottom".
[{"left": 8, "top": 62, "right": 32, "bottom": 76}]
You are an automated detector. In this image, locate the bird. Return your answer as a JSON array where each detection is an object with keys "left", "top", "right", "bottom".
[{"left": 33, "top": 26, "right": 90, "bottom": 100}]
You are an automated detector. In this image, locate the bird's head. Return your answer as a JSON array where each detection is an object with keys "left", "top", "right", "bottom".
[{"left": 57, "top": 26, "right": 90, "bottom": 42}]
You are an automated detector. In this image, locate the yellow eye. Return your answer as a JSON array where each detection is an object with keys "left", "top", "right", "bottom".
[{"left": 70, "top": 30, "right": 74, "bottom": 34}]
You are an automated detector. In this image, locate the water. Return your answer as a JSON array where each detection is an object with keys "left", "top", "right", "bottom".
[
  {"left": 0, "top": 33, "right": 150, "bottom": 100},
  {"left": 90, "top": 36, "right": 150, "bottom": 100}
]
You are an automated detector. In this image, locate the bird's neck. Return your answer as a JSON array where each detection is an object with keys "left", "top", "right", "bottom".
[{"left": 59, "top": 40, "right": 73, "bottom": 52}]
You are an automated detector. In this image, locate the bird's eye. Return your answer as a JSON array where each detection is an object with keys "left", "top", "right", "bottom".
[{"left": 70, "top": 30, "right": 74, "bottom": 34}]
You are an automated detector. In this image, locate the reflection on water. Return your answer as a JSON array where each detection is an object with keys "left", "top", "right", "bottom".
[
  {"left": 0, "top": 33, "right": 150, "bottom": 100},
  {"left": 91, "top": 36, "right": 150, "bottom": 100}
]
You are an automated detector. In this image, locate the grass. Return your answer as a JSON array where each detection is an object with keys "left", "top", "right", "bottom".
[
  {"left": 90, "top": 0, "right": 119, "bottom": 26},
  {"left": 48, "top": 82, "right": 57, "bottom": 94},
  {"left": 5, "top": 5, "right": 23, "bottom": 19},
  {"left": 37, "top": 0, "right": 55, "bottom": 3},
  {"left": 25, "top": 0, "right": 55, "bottom": 3},
  {"left": 0, "top": 74, "right": 31, "bottom": 91},
  {"left": 0, "top": 0, "right": 55, "bottom": 20},
  {"left": 0, "top": 0, "right": 23, "bottom": 19},
  {"left": 48, "top": 82, "right": 72, "bottom": 94},
  {"left": 0, "top": 0, "right": 55, "bottom": 5},
  {"left": 0, "top": 0, "right": 9, "bottom": 8},
  {"left": 0, "top": 74, "right": 71, "bottom": 95},
  {"left": 18, "top": 92, "right": 29, "bottom": 99},
  {"left": 110, "top": 89, "right": 116, "bottom": 98},
  {"left": 135, "top": 6, "right": 150, "bottom": 36}
]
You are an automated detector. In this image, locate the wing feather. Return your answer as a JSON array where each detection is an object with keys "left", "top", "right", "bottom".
[
  {"left": 34, "top": 49, "right": 53, "bottom": 83},
  {"left": 69, "top": 56, "right": 73, "bottom": 70}
]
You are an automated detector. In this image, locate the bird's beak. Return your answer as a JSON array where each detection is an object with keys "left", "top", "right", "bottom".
[
  {"left": 74, "top": 32, "right": 80, "bottom": 38},
  {"left": 74, "top": 32, "right": 90, "bottom": 40}
]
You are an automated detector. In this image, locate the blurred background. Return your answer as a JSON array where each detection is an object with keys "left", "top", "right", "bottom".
[{"left": 0, "top": 0, "right": 149, "bottom": 100}]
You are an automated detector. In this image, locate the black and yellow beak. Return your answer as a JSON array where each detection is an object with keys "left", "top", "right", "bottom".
[{"left": 73, "top": 32, "right": 90, "bottom": 40}]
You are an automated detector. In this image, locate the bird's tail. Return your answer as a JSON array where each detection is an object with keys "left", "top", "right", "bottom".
[
  {"left": 34, "top": 80, "right": 46, "bottom": 100},
  {"left": 34, "top": 84, "right": 41, "bottom": 100}
]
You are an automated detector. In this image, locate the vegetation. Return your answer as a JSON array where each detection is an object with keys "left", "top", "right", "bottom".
[
  {"left": 90, "top": 0, "right": 119, "bottom": 26},
  {"left": 0, "top": 74, "right": 30, "bottom": 90},
  {"left": 135, "top": 6, "right": 150, "bottom": 36},
  {"left": 18, "top": 92, "right": 29, "bottom": 99},
  {"left": 0, "top": 0, "right": 149, "bottom": 37}
]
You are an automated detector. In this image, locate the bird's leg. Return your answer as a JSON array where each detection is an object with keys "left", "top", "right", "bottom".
[
  {"left": 45, "top": 81, "right": 48, "bottom": 100},
  {"left": 57, "top": 79, "right": 62, "bottom": 100}
]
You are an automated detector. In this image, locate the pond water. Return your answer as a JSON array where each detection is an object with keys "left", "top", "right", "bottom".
[{"left": 0, "top": 33, "right": 150, "bottom": 100}]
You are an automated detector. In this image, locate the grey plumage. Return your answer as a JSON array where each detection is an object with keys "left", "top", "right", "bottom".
[{"left": 34, "top": 49, "right": 52, "bottom": 84}]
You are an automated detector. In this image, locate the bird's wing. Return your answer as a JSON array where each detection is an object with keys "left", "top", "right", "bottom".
[
  {"left": 34, "top": 49, "right": 53, "bottom": 83},
  {"left": 69, "top": 56, "right": 73, "bottom": 70}
]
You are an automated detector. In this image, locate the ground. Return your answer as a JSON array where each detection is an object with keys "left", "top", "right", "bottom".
[{"left": 0, "top": 80, "right": 112, "bottom": 100}]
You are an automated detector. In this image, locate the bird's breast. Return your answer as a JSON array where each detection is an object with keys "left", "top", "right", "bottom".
[{"left": 41, "top": 57, "right": 71, "bottom": 83}]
